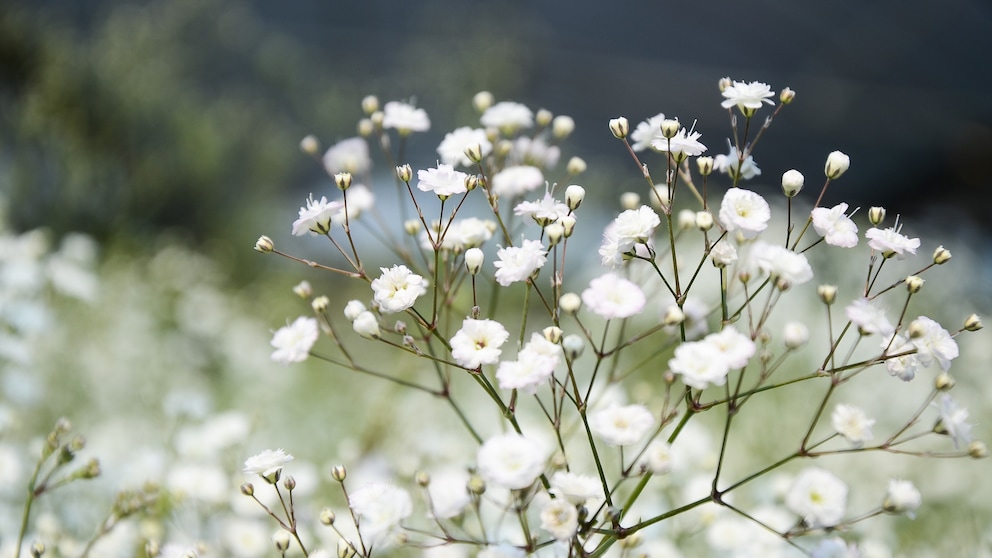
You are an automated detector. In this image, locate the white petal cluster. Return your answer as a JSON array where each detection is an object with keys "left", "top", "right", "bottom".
[
  {"left": 786, "top": 467, "right": 848, "bottom": 527},
  {"left": 382, "top": 101, "right": 430, "bottom": 132},
  {"left": 719, "top": 188, "right": 770, "bottom": 239},
  {"left": 934, "top": 394, "right": 972, "bottom": 448},
  {"left": 720, "top": 80, "right": 776, "bottom": 111},
  {"left": 514, "top": 192, "right": 570, "bottom": 225},
  {"left": 581, "top": 273, "right": 647, "bottom": 319},
  {"left": 243, "top": 448, "right": 294, "bottom": 478},
  {"left": 332, "top": 184, "right": 375, "bottom": 225},
  {"left": 668, "top": 326, "right": 755, "bottom": 390},
  {"left": 450, "top": 318, "right": 509, "bottom": 369},
  {"left": 884, "top": 479, "right": 921, "bottom": 518},
  {"left": 831, "top": 403, "right": 875, "bottom": 447},
  {"left": 496, "top": 333, "right": 561, "bottom": 394},
  {"left": 427, "top": 469, "right": 472, "bottom": 519},
  {"left": 613, "top": 205, "right": 661, "bottom": 244},
  {"left": 421, "top": 217, "right": 496, "bottom": 252},
  {"left": 371, "top": 265, "right": 427, "bottom": 313},
  {"left": 713, "top": 140, "right": 761, "bottom": 180},
  {"left": 651, "top": 127, "right": 707, "bottom": 157},
  {"left": 349, "top": 482, "right": 413, "bottom": 540},
  {"left": 270, "top": 317, "right": 319, "bottom": 364},
  {"left": 480, "top": 101, "right": 534, "bottom": 132},
  {"left": 549, "top": 471, "right": 601, "bottom": 504},
  {"left": 811, "top": 202, "right": 859, "bottom": 248},
  {"left": 865, "top": 227, "right": 921, "bottom": 258},
  {"left": 476, "top": 432, "right": 547, "bottom": 489},
  {"left": 845, "top": 298, "right": 895, "bottom": 336},
  {"left": 908, "top": 316, "right": 959, "bottom": 371},
  {"left": 588, "top": 404, "right": 655, "bottom": 446},
  {"left": 511, "top": 136, "right": 560, "bottom": 168},
  {"left": 539, "top": 498, "right": 579, "bottom": 541},
  {"left": 322, "top": 137, "right": 371, "bottom": 176},
  {"left": 417, "top": 164, "right": 469, "bottom": 197},
  {"left": 292, "top": 195, "right": 343, "bottom": 236},
  {"left": 494, "top": 239, "right": 548, "bottom": 287},
  {"left": 881, "top": 333, "right": 921, "bottom": 381},
  {"left": 748, "top": 241, "right": 814, "bottom": 286},
  {"left": 491, "top": 165, "right": 544, "bottom": 198},
  {"left": 437, "top": 126, "right": 492, "bottom": 167},
  {"left": 629, "top": 112, "right": 666, "bottom": 152}
]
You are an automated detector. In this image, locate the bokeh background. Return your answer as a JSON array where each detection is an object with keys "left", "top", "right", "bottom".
[{"left": 2, "top": 0, "right": 992, "bottom": 556}]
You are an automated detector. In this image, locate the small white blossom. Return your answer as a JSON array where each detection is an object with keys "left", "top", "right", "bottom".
[
  {"left": 491, "top": 165, "right": 544, "bottom": 198},
  {"left": 511, "top": 136, "right": 560, "bottom": 168},
  {"left": 641, "top": 440, "right": 673, "bottom": 475},
  {"left": 613, "top": 205, "right": 662, "bottom": 244},
  {"left": 651, "top": 127, "right": 707, "bottom": 157},
  {"left": 343, "top": 300, "right": 366, "bottom": 321},
  {"left": 371, "top": 265, "right": 427, "bottom": 313},
  {"left": 323, "top": 137, "right": 371, "bottom": 176},
  {"left": 719, "top": 188, "right": 770, "bottom": 239},
  {"left": 710, "top": 238, "right": 738, "bottom": 267},
  {"left": 292, "top": 195, "right": 343, "bottom": 236},
  {"left": 629, "top": 112, "right": 666, "bottom": 152},
  {"left": 539, "top": 499, "right": 579, "bottom": 541},
  {"left": 581, "top": 273, "right": 647, "bottom": 319},
  {"left": 934, "top": 394, "right": 972, "bottom": 448},
  {"left": 493, "top": 239, "right": 548, "bottom": 286},
  {"left": 669, "top": 339, "right": 730, "bottom": 389},
  {"left": 382, "top": 101, "right": 430, "bottom": 133},
  {"left": 720, "top": 80, "right": 776, "bottom": 111},
  {"left": 243, "top": 449, "right": 294, "bottom": 478},
  {"left": 783, "top": 321, "right": 810, "bottom": 349},
  {"left": 422, "top": 217, "right": 496, "bottom": 252},
  {"left": 450, "top": 318, "right": 509, "bottom": 369},
  {"left": 480, "top": 101, "right": 534, "bottom": 132},
  {"left": 832, "top": 404, "right": 875, "bottom": 447},
  {"left": 846, "top": 298, "right": 895, "bottom": 336},
  {"left": 882, "top": 333, "right": 921, "bottom": 381},
  {"left": 437, "top": 126, "right": 492, "bottom": 166},
  {"left": 884, "top": 479, "right": 921, "bottom": 518},
  {"left": 417, "top": 164, "right": 469, "bottom": 197},
  {"left": 908, "top": 316, "right": 959, "bottom": 371},
  {"left": 811, "top": 203, "right": 859, "bottom": 248},
  {"left": 786, "top": 468, "right": 848, "bottom": 527},
  {"left": 270, "top": 317, "right": 319, "bottom": 364},
  {"left": 352, "top": 311, "right": 381, "bottom": 339},
  {"left": 749, "top": 241, "right": 814, "bottom": 286},
  {"left": 427, "top": 469, "right": 472, "bottom": 519},
  {"left": 589, "top": 404, "right": 655, "bottom": 446},
  {"left": 514, "top": 192, "right": 570, "bottom": 225},
  {"left": 476, "top": 432, "right": 547, "bottom": 489},
  {"left": 866, "top": 227, "right": 921, "bottom": 258},
  {"left": 332, "top": 184, "right": 375, "bottom": 224},
  {"left": 713, "top": 139, "right": 761, "bottom": 180},
  {"left": 704, "top": 327, "right": 756, "bottom": 368},
  {"left": 349, "top": 482, "right": 413, "bottom": 541},
  {"left": 549, "top": 471, "right": 601, "bottom": 505}
]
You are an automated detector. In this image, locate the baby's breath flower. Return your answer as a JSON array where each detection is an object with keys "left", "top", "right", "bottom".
[
  {"left": 491, "top": 165, "right": 544, "bottom": 198},
  {"left": 270, "top": 317, "right": 319, "bottom": 364},
  {"left": 417, "top": 164, "right": 469, "bottom": 197},
  {"left": 494, "top": 239, "right": 548, "bottom": 286},
  {"left": 866, "top": 226, "right": 921, "bottom": 259},
  {"left": 581, "top": 273, "right": 647, "bottom": 319},
  {"left": 539, "top": 499, "right": 579, "bottom": 541},
  {"left": 476, "top": 432, "right": 547, "bottom": 490},
  {"left": 243, "top": 449, "right": 294, "bottom": 481},
  {"left": 437, "top": 127, "right": 492, "bottom": 167},
  {"left": 832, "top": 404, "right": 875, "bottom": 447},
  {"left": 720, "top": 80, "right": 775, "bottom": 115},
  {"left": 884, "top": 479, "right": 921, "bottom": 518},
  {"left": 323, "top": 137, "right": 371, "bottom": 176},
  {"left": 719, "top": 188, "right": 770, "bottom": 239},
  {"left": 629, "top": 113, "right": 666, "bottom": 151},
  {"left": 589, "top": 404, "right": 655, "bottom": 446},
  {"left": 450, "top": 318, "right": 509, "bottom": 369},
  {"left": 480, "top": 101, "right": 533, "bottom": 133},
  {"left": 781, "top": 169, "right": 804, "bottom": 197},
  {"left": 292, "top": 195, "right": 343, "bottom": 236},
  {"left": 824, "top": 150, "right": 851, "bottom": 179},
  {"left": 811, "top": 202, "right": 859, "bottom": 248},
  {"left": 371, "top": 265, "right": 427, "bottom": 314},
  {"left": 714, "top": 140, "right": 761, "bottom": 180},
  {"left": 786, "top": 467, "right": 847, "bottom": 527},
  {"left": 382, "top": 100, "right": 430, "bottom": 133}
]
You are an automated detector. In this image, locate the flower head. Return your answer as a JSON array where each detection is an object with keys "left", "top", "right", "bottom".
[
  {"left": 908, "top": 316, "right": 959, "bottom": 371},
  {"left": 831, "top": 404, "right": 875, "bottom": 447},
  {"left": 323, "top": 137, "right": 371, "bottom": 176},
  {"left": 884, "top": 479, "right": 921, "bottom": 518},
  {"left": 845, "top": 298, "right": 895, "bottom": 336},
  {"left": 719, "top": 188, "right": 770, "bottom": 239},
  {"left": 292, "top": 195, "right": 344, "bottom": 236},
  {"left": 476, "top": 432, "right": 547, "bottom": 489},
  {"left": 243, "top": 449, "right": 294, "bottom": 482},
  {"left": 749, "top": 242, "right": 814, "bottom": 286},
  {"left": 713, "top": 139, "right": 761, "bottom": 180},
  {"left": 417, "top": 164, "right": 469, "bottom": 197},
  {"left": 669, "top": 339, "right": 730, "bottom": 389},
  {"left": 270, "top": 317, "right": 319, "bottom": 364},
  {"left": 382, "top": 100, "right": 430, "bottom": 133},
  {"left": 650, "top": 126, "right": 707, "bottom": 158},
  {"left": 629, "top": 112, "right": 666, "bottom": 152},
  {"left": 933, "top": 394, "right": 972, "bottom": 448},
  {"left": 581, "top": 273, "right": 647, "bottom": 319},
  {"left": 786, "top": 468, "right": 848, "bottom": 527},
  {"left": 349, "top": 482, "right": 413, "bottom": 541},
  {"left": 371, "top": 265, "right": 428, "bottom": 313},
  {"left": 720, "top": 81, "right": 776, "bottom": 112},
  {"left": 437, "top": 127, "right": 492, "bottom": 167},
  {"left": 866, "top": 227, "right": 920, "bottom": 259},
  {"left": 811, "top": 203, "right": 859, "bottom": 248},
  {"left": 589, "top": 404, "right": 655, "bottom": 446},
  {"left": 450, "top": 318, "right": 509, "bottom": 369},
  {"left": 480, "top": 101, "right": 534, "bottom": 132},
  {"left": 549, "top": 471, "right": 601, "bottom": 504},
  {"left": 491, "top": 165, "right": 544, "bottom": 198},
  {"left": 539, "top": 499, "right": 579, "bottom": 541},
  {"left": 514, "top": 192, "right": 570, "bottom": 226},
  {"left": 494, "top": 239, "right": 548, "bottom": 286}
]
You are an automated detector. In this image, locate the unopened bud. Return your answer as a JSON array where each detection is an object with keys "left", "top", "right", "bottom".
[
  {"left": 337, "top": 539, "right": 357, "bottom": 558},
  {"left": 415, "top": 471, "right": 431, "bottom": 487},
  {"left": 935, "top": 372, "right": 955, "bottom": 391},
  {"left": 361, "top": 95, "right": 379, "bottom": 115},
  {"left": 964, "top": 314, "right": 983, "bottom": 331},
  {"left": 370, "top": 111, "right": 384, "bottom": 128},
  {"left": 464, "top": 174, "right": 479, "bottom": 191},
  {"left": 312, "top": 296, "right": 330, "bottom": 313},
  {"left": 273, "top": 531, "right": 291, "bottom": 552},
  {"left": 543, "top": 326, "right": 563, "bottom": 344},
  {"left": 396, "top": 164, "right": 413, "bottom": 182},
  {"left": 905, "top": 275, "right": 925, "bottom": 293},
  {"left": 695, "top": 211, "right": 714, "bottom": 231},
  {"left": 662, "top": 306, "right": 685, "bottom": 326},
  {"left": 560, "top": 215, "right": 576, "bottom": 237},
  {"left": 300, "top": 135, "right": 320, "bottom": 156},
  {"left": 696, "top": 156, "right": 714, "bottom": 176},
  {"left": 719, "top": 77, "right": 732, "bottom": 92},
  {"left": 783, "top": 321, "right": 809, "bottom": 350},
  {"left": 781, "top": 169, "right": 804, "bottom": 197},
  {"left": 660, "top": 119, "right": 680, "bottom": 139},
  {"left": 330, "top": 465, "right": 347, "bottom": 482},
  {"left": 352, "top": 312, "right": 380, "bottom": 339},
  {"left": 254, "top": 235, "right": 274, "bottom": 253},
  {"left": 241, "top": 482, "right": 255, "bottom": 496},
  {"left": 320, "top": 507, "right": 336, "bottom": 525},
  {"left": 334, "top": 172, "right": 353, "bottom": 190},
  {"left": 31, "top": 543, "right": 45, "bottom": 558},
  {"left": 933, "top": 245, "right": 951, "bottom": 265},
  {"left": 404, "top": 219, "right": 421, "bottom": 236},
  {"left": 562, "top": 334, "right": 584, "bottom": 360},
  {"left": 565, "top": 185, "right": 585, "bottom": 211},
  {"left": 546, "top": 223, "right": 565, "bottom": 246},
  {"left": 968, "top": 441, "right": 988, "bottom": 459},
  {"left": 553, "top": 115, "right": 575, "bottom": 139},
  {"left": 559, "top": 293, "right": 582, "bottom": 314},
  {"left": 343, "top": 300, "right": 366, "bottom": 321},
  {"left": 824, "top": 150, "right": 850, "bottom": 179},
  {"left": 467, "top": 475, "right": 486, "bottom": 495},
  {"left": 567, "top": 156, "right": 587, "bottom": 175},
  {"left": 817, "top": 285, "right": 837, "bottom": 305},
  {"left": 779, "top": 87, "right": 796, "bottom": 104},
  {"left": 464, "top": 143, "right": 484, "bottom": 164},
  {"left": 357, "top": 118, "right": 374, "bottom": 137},
  {"left": 473, "top": 91, "right": 494, "bottom": 113},
  {"left": 536, "top": 108, "right": 553, "bottom": 127},
  {"left": 620, "top": 192, "right": 640, "bottom": 210},
  {"left": 283, "top": 476, "right": 296, "bottom": 491},
  {"left": 394, "top": 321, "right": 406, "bottom": 334},
  {"left": 609, "top": 117, "right": 630, "bottom": 139},
  {"left": 495, "top": 139, "right": 514, "bottom": 157},
  {"left": 868, "top": 206, "right": 886, "bottom": 225},
  {"left": 465, "top": 248, "right": 484, "bottom": 275}
]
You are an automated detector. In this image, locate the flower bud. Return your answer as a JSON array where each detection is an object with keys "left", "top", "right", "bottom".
[
  {"left": 320, "top": 507, "right": 336, "bottom": 525},
  {"left": 465, "top": 174, "right": 480, "bottom": 191},
  {"left": 343, "top": 300, "right": 366, "bottom": 321},
  {"left": 415, "top": 470, "right": 431, "bottom": 487},
  {"left": 660, "top": 119, "right": 680, "bottom": 139},
  {"left": 394, "top": 320, "right": 406, "bottom": 334},
  {"left": 824, "top": 150, "right": 850, "bottom": 179},
  {"left": 783, "top": 321, "right": 809, "bottom": 349},
  {"left": 559, "top": 292, "right": 582, "bottom": 314},
  {"left": 352, "top": 312, "right": 380, "bottom": 339},
  {"left": 283, "top": 475, "right": 296, "bottom": 491},
  {"left": 300, "top": 135, "right": 320, "bottom": 156},
  {"left": 817, "top": 285, "right": 837, "bottom": 305},
  {"left": 473, "top": 91, "right": 494, "bottom": 113},
  {"left": 464, "top": 248, "right": 484, "bottom": 275},
  {"left": 779, "top": 87, "right": 796, "bottom": 104},
  {"left": 609, "top": 117, "right": 629, "bottom": 139},
  {"left": 361, "top": 95, "right": 379, "bottom": 115},
  {"left": 357, "top": 118, "right": 374, "bottom": 137},
  {"left": 620, "top": 192, "right": 640, "bottom": 210},
  {"left": 312, "top": 296, "right": 330, "bottom": 313},
  {"left": 464, "top": 143, "right": 484, "bottom": 164},
  {"left": 935, "top": 372, "right": 955, "bottom": 391},
  {"left": 905, "top": 275, "right": 925, "bottom": 293},
  {"left": 546, "top": 223, "right": 565, "bottom": 246},
  {"left": 662, "top": 306, "right": 685, "bottom": 326},
  {"left": 565, "top": 185, "right": 585, "bottom": 211},
  {"left": 403, "top": 219, "right": 421, "bottom": 236},
  {"left": 370, "top": 110, "right": 384, "bottom": 128},
  {"left": 648, "top": 185, "right": 671, "bottom": 209},
  {"left": 334, "top": 172, "right": 353, "bottom": 190},
  {"left": 868, "top": 206, "right": 886, "bottom": 225},
  {"left": 240, "top": 482, "right": 254, "bottom": 496},
  {"left": 467, "top": 475, "right": 486, "bottom": 495},
  {"left": 781, "top": 169, "right": 804, "bottom": 197},
  {"left": 553, "top": 115, "right": 575, "bottom": 139},
  {"left": 273, "top": 530, "right": 291, "bottom": 551},
  {"left": 964, "top": 314, "right": 983, "bottom": 331},
  {"left": 396, "top": 164, "right": 413, "bottom": 182},
  {"left": 968, "top": 441, "right": 988, "bottom": 459},
  {"left": 678, "top": 209, "right": 696, "bottom": 231},
  {"left": 696, "top": 156, "right": 714, "bottom": 176},
  {"left": 560, "top": 215, "right": 576, "bottom": 237},
  {"left": 337, "top": 539, "right": 357, "bottom": 558},
  {"left": 254, "top": 235, "right": 274, "bottom": 253},
  {"left": 933, "top": 245, "right": 951, "bottom": 265},
  {"left": 293, "top": 281, "right": 312, "bottom": 299},
  {"left": 543, "top": 326, "right": 563, "bottom": 344},
  {"left": 31, "top": 542, "right": 45, "bottom": 558},
  {"left": 330, "top": 465, "right": 348, "bottom": 482},
  {"left": 719, "top": 77, "right": 732, "bottom": 92},
  {"left": 567, "top": 156, "right": 587, "bottom": 175},
  {"left": 496, "top": 139, "right": 514, "bottom": 157},
  {"left": 562, "top": 334, "right": 584, "bottom": 360},
  {"left": 908, "top": 319, "right": 926, "bottom": 339},
  {"left": 536, "top": 108, "right": 553, "bottom": 127},
  {"left": 695, "top": 210, "right": 714, "bottom": 231}
]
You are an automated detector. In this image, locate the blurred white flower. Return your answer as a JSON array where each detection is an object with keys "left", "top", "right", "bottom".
[
  {"left": 933, "top": 394, "right": 972, "bottom": 448},
  {"left": 222, "top": 517, "right": 269, "bottom": 558},
  {"left": 270, "top": 317, "right": 319, "bottom": 364},
  {"left": 884, "top": 479, "right": 921, "bottom": 518},
  {"left": 581, "top": 273, "right": 646, "bottom": 319},
  {"left": 417, "top": 164, "right": 469, "bottom": 197},
  {"left": 651, "top": 127, "right": 707, "bottom": 157},
  {"left": 549, "top": 471, "right": 601, "bottom": 505},
  {"left": 713, "top": 139, "right": 761, "bottom": 180},
  {"left": 478, "top": 545, "right": 526, "bottom": 558},
  {"left": 243, "top": 448, "right": 294, "bottom": 478},
  {"left": 371, "top": 265, "right": 427, "bottom": 314},
  {"left": 496, "top": 333, "right": 560, "bottom": 394},
  {"left": 450, "top": 318, "right": 509, "bottom": 369},
  {"left": 437, "top": 127, "right": 492, "bottom": 167},
  {"left": 589, "top": 404, "right": 655, "bottom": 446},
  {"left": 382, "top": 101, "right": 430, "bottom": 133},
  {"left": 322, "top": 137, "right": 370, "bottom": 176},
  {"left": 846, "top": 298, "right": 895, "bottom": 336},
  {"left": 704, "top": 327, "right": 755, "bottom": 369},
  {"left": 421, "top": 217, "right": 496, "bottom": 252},
  {"left": 480, "top": 101, "right": 533, "bottom": 132},
  {"left": 749, "top": 241, "right": 814, "bottom": 286},
  {"left": 349, "top": 482, "right": 413, "bottom": 540},
  {"left": 719, "top": 188, "right": 770, "bottom": 239},
  {"left": 539, "top": 498, "right": 579, "bottom": 541},
  {"left": 882, "top": 333, "right": 921, "bottom": 381},
  {"left": 511, "top": 136, "right": 560, "bottom": 168},
  {"left": 641, "top": 440, "right": 673, "bottom": 475},
  {"left": 332, "top": 184, "right": 375, "bottom": 224},
  {"left": 786, "top": 467, "right": 847, "bottom": 527},
  {"left": 427, "top": 468, "right": 471, "bottom": 519},
  {"left": 811, "top": 202, "right": 859, "bottom": 248},
  {"left": 476, "top": 432, "right": 547, "bottom": 489},
  {"left": 832, "top": 404, "right": 875, "bottom": 447},
  {"left": 494, "top": 239, "right": 547, "bottom": 287},
  {"left": 491, "top": 165, "right": 544, "bottom": 198}
]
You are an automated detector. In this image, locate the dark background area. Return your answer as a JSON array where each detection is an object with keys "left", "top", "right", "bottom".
[{"left": 2, "top": 0, "right": 991, "bottom": 275}]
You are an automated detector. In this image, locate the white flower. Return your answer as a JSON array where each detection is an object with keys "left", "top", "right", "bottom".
[
  {"left": 882, "top": 333, "right": 921, "bottom": 381},
  {"left": 783, "top": 321, "right": 809, "bottom": 349},
  {"left": 630, "top": 112, "right": 666, "bottom": 152},
  {"left": 884, "top": 479, "right": 921, "bottom": 518},
  {"left": 480, "top": 101, "right": 533, "bottom": 131},
  {"left": 824, "top": 150, "right": 851, "bottom": 179},
  {"left": 811, "top": 203, "right": 859, "bottom": 248},
  {"left": 476, "top": 432, "right": 547, "bottom": 489},
  {"left": 371, "top": 265, "right": 427, "bottom": 313},
  {"left": 720, "top": 80, "right": 775, "bottom": 111},
  {"left": 719, "top": 188, "right": 770, "bottom": 239},
  {"left": 496, "top": 333, "right": 561, "bottom": 394},
  {"left": 343, "top": 300, "right": 366, "bottom": 321},
  {"left": 539, "top": 499, "right": 579, "bottom": 541},
  {"left": 713, "top": 139, "right": 761, "bottom": 180},
  {"left": 845, "top": 298, "right": 895, "bottom": 336},
  {"left": 222, "top": 517, "right": 269, "bottom": 558},
  {"left": 549, "top": 471, "right": 601, "bottom": 504},
  {"left": 450, "top": 318, "right": 509, "bottom": 369},
  {"left": 511, "top": 136, "right": 560, "bottom": 168},
  {"left": 292, "top": 195, "right": 343, "bottom": 236},
  {"left": 382, "top": 100, "right": 430, "bottom": 133},
  {"left": 908, "top": 316, "right": 959, "bottom": 371},
  {"left": 437, "top": 126, "right": 492, "bottom": 166},
  {"left": 831, "top": 404, "right": 875, "bottom": 447},
  {"left": 270, "top": 317, "right": 319, "bottom": 364},
  {"left": 417, "top": 164, "right": 469, "bottom": 197},
  {"left": 641, "top": 440, "right": 673, "bottom": 475},
  {"left": 613, "top": 205, "right": 661, "bottom": 244},
  {"left": 651, "top": 127, "right": 707, "bottom": 157},
  {"left": 332, "top": 184, "right": 375, "bottom": 224},
  {"left": 933, "top": 394, "right": 972, "bottom": 448},
  {"left": 514, "top": 192, "right": 570, "bottom": 225},
  {"left": 581, "top": 273, "right": 647, "bottom": 319},
  {"left": 352, "top": 311, "right": 381, "bottom": 339},
  {"left": 865, "top": 227, "right": 921, "bottom": 259},
  {"left": 349, "top": 482, "right": 413, "bottom": 540},
  {"left": 323, "top": 137, "right": 370, "bottom": 176},
  {"left": 709, "top": 238, "right": 738, "bottom": 267},
  {"left": 427, "top": 469, "right": 472, "bottom": 519},
  {"left": 786, "top": 467, "right": 848, "bottom": 527},
  {"left": 669, "top": 340, "right": 730, "bottom": 389},
  {"left": 494, "top": 239, "right": 548, "bottom": 286},
  {"left": 588, "top": 404, "right": 655, "bottom": 446},
  {"left": 704, "top": 327, "right": 755, "bottom": 368},
  {"left": 491, "top": 165, "right": 544, "bottom": 198},
  {"left": 243, "top": 448, "right": 294, "bottom": 479},
  {"left": 749, "top": 241, "right": 814, "bottom": 286}
]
